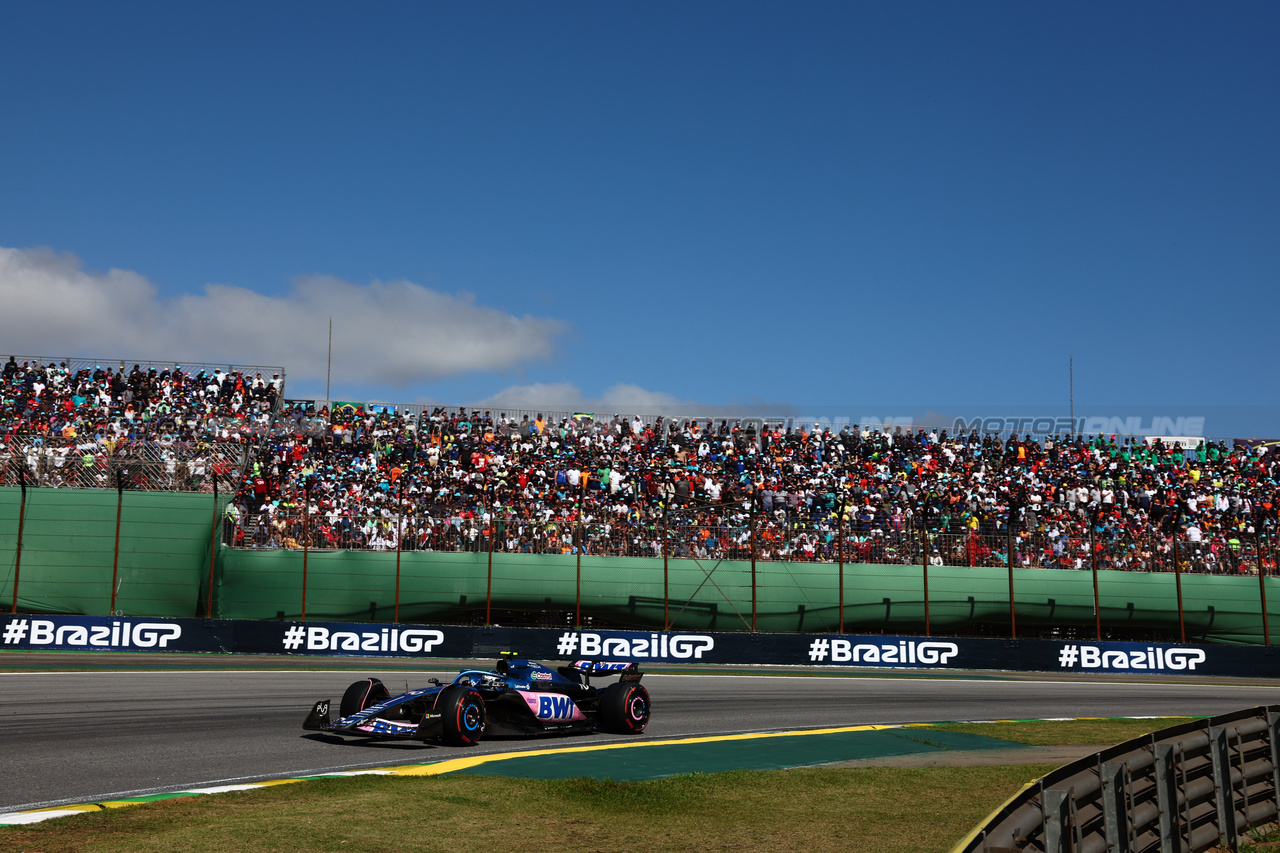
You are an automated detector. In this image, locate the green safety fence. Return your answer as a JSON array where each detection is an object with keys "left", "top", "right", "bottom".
[
  {"left": 0, "top": 486, "right": 228, "bottom": 618},
  {"left": 1, "top": 486, "right": 1275, "bottom": 643},
  {"left": 213, "top": 549, "right": 1275, "bottom": 642}
]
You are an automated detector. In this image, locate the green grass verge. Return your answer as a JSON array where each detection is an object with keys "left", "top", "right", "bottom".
[
  {"left": 928, "top": 716, "right": 1196, "bottom": 746},
  {"left": 1240, "top": 824, "right": 1280, "bottom": 852},
  {"left": 2, "top": 767, "right": 1061, "bottom": 853}
]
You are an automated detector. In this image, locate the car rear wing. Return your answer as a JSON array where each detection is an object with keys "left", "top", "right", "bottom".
[{"left": 561, "top": 660, "right": 643, "bottom": 683}]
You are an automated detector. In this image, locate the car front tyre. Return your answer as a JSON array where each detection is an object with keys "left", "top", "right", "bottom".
[
  {"left": 439, "top": 688, "right": 486, "bottom": 746},
  {"left": 340, "top": 677, "right": 389, "bottom": 718}
]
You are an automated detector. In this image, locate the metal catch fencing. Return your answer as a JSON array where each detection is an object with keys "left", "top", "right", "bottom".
[
  {"left": 1, "top": 355, "right": 285, "bottom": 379},
  {"left": 956, "top": 705, "right": 1280, "bottom": 853},
  {"left": 1, "top": 439, "right": 249, "bottom": 492},
  {"left": 276, "top": 402, "right": 791, "bottom": 445},
  {"left": 223, "top": 501, "right": 1279, "bottom": 579}
]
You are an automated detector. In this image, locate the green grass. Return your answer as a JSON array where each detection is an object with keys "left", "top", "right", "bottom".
[
  {"left": 1240, "top": 824, "right": 1280, "bottom": 852},
  {"left": 2, "top": 767, "right": 1059, "bottom": 853},
  {"left": 927, "top": 716, "right": 1196, "bottom": 746}
]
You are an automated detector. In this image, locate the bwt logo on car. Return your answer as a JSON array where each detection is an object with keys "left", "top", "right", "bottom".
[
  {"left": 1057, "top": 644, "right": 1206, "bottom": 671},
  {"left": 808, "top": 638, "right": 960, "bottom": 666},
  {"left": 281, "top": 625, "right": 444, "bottom": 654},
  {"left": 2, "top": 618, "right": 182, "bottom": 649},
  {"left": 555, "top": 631, "right": 714, "bottom": 660},
  {"left": 536, "top": 695, "right": 576, "bottom": 720}
]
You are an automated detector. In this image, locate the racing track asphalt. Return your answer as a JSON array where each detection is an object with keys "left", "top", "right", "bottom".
[{"left": 4, "top": 666, "right": 1280, "bottom": 812}]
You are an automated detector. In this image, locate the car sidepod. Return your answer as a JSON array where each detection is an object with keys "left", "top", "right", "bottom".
[{"left": 475, "top": 686, "right": 592, "bottom": 736}]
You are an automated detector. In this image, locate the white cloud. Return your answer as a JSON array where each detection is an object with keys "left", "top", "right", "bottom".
[
  {"left": 599, "top": 383, "right": 687, "bottom": 411},
  {"left": 0, "top": 246, "right": 566, "bottom": 385},
  {"left": 477, "top": 381, "right": 692, "bottom": 415}
]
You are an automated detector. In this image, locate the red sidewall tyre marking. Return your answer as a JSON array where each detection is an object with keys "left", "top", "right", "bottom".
[
  {"left": 623, "top": 686, "right": 649, "bottom": 732},
  {"left": 455, "top": 691, "right": 483, "bottom": 744}
]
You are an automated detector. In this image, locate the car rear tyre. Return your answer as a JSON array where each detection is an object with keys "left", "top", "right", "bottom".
[
  {"left": 439, "top": 688, "right": 486, "bottom": 746},
  {"left": 340, "top": 678, "right": 390, "bottom": 718},
  {"left": 600, "top": 682, "right": 649, "bottom": 734}
]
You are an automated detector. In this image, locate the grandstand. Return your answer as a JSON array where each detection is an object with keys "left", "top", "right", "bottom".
[
  {"left": 2, "top": 353, "right": 1277, "bottom": 578},
  {"left": 217, "top": 402, "right": 1276, "bottom": 581},
  {"left": 0, "top": 356, "right": 284, "bottom": 491}
]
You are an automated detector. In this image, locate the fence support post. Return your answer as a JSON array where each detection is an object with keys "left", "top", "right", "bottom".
[
  {"left": 394, "top": 483, "right": 403, "bottom": 624},
  {"left": 1208, "top": 726, "right": 1238, "bottom": 849},
  {"left": 11, "top": 466, "right": 26, "bottom": 614},
  {"left": 1100, "top": 762, "right": 1128, "bottom": 852},
  {"left": 1007, "top": 519, "right": 1017, "bottom": 639},
  {"left": 1153, "top": 743, "right": 1178, "bottom": 853},
  {"left": 206, "top": 476, "right": 219, "bottom": 619},
  {"left": 749, "top": 499, "right": 757, "bottom": 633},
  {"left": 1174, "top": 536, "right": 1186, "bottom": 643},
  {"left": 1041, "top": 788, "right": 1071, "bottom": 853},
  {"left": 920, "top": 523, "right": 930, "bottom": 637},
  {"left": 301, "top": 484, "right": 309, "bottom": 622},
  {"left": 837, "top": 499, "right": 844, "bottom": 634},
  {"left": 1257, "top": 530, "right": 1271, "bottom": 646},
  {"left": 484, "top": 485, "right": 493, "bottom": 626},
  {"left": 662, "top": 504, "right": 669, "bottom": 631},
  {"left": 110, "top": 472, "right": 124, "bottom": 615},
  {"left": 1091, "top": 512, "right": 1101, "bottom": 641},
  {"left": 575, "top": 507, "right": 582, "bottom": 628}
]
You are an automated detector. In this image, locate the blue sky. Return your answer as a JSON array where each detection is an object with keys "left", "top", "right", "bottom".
[{"left": 1, "top": 3, "right": 1277, "bottom": 432}]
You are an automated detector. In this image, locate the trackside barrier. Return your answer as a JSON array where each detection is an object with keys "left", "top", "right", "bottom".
[
  {"left": 2, "top": 615, "right": 1279, "bottom": 677},
  {"left": 955, "top": 705, "right": 1280, "bottom": 853},
  {"left": 9, "top": 486, "right": 1280, "bottom": 643}
]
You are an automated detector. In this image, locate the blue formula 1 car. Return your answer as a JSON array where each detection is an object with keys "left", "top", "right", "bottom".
[{"left": 303, "top": 655, "right": 651, "bottom": 746}]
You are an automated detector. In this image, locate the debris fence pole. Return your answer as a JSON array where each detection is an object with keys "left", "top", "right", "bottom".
[
  {"left": 837, "top": 500, "right": 844, "bottom": 634},
  {"left": 1259, "top": 530, "right": 1270, "bottom": 646},
  {"left": 11, "top": 467, "right": 27, "bottom": 614},
  {"left": 749, "top": 500, "right": 757, "bottom": 633},
  {"left": 394, "top": 483, "right": 403, "bottom": 624},
  {"left": 110, "top": 473, "right": 124, "bottom": 615},
  {"left": 206, "top": 476, "right": 219, "bottom": 619},
  {"left": 575, "top": 505, "right": 582, "bottom": 628},
  {"left": 1173, "top": 536, "right": 1185, "bottom": 643},
  {"left": 1007, "top": 519, "right": 1016, "bottom": 640},
  {"left": 920, "top": 523, "right": 930, "bottom": 637},
  {"left": 662, "top": 504, "right": 669, "bottom": 631},
  {"left": 301, "top": 484, "right": 309, "bottom": 622},
  {"left": 484, "top": 484, "right": 494, "bottom": 626},
  {"left": 1091, "top": 513, "right": 1101, "bottom": 641}
]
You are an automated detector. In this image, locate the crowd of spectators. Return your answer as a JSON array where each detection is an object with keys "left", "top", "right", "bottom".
[
  {"left": 0, "top": 356, "right": 281, "bottom": 490},
  {"left": 224, "top": 404, "right": 1280, "bottom": 576},
  {"left": 3, "top": 351, "right": 1275, "bottom": 575}
]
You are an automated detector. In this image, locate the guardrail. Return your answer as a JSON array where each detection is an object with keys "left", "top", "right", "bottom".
[{"left": 956, "top": 705, "right": 1280, "bottom": 853}]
